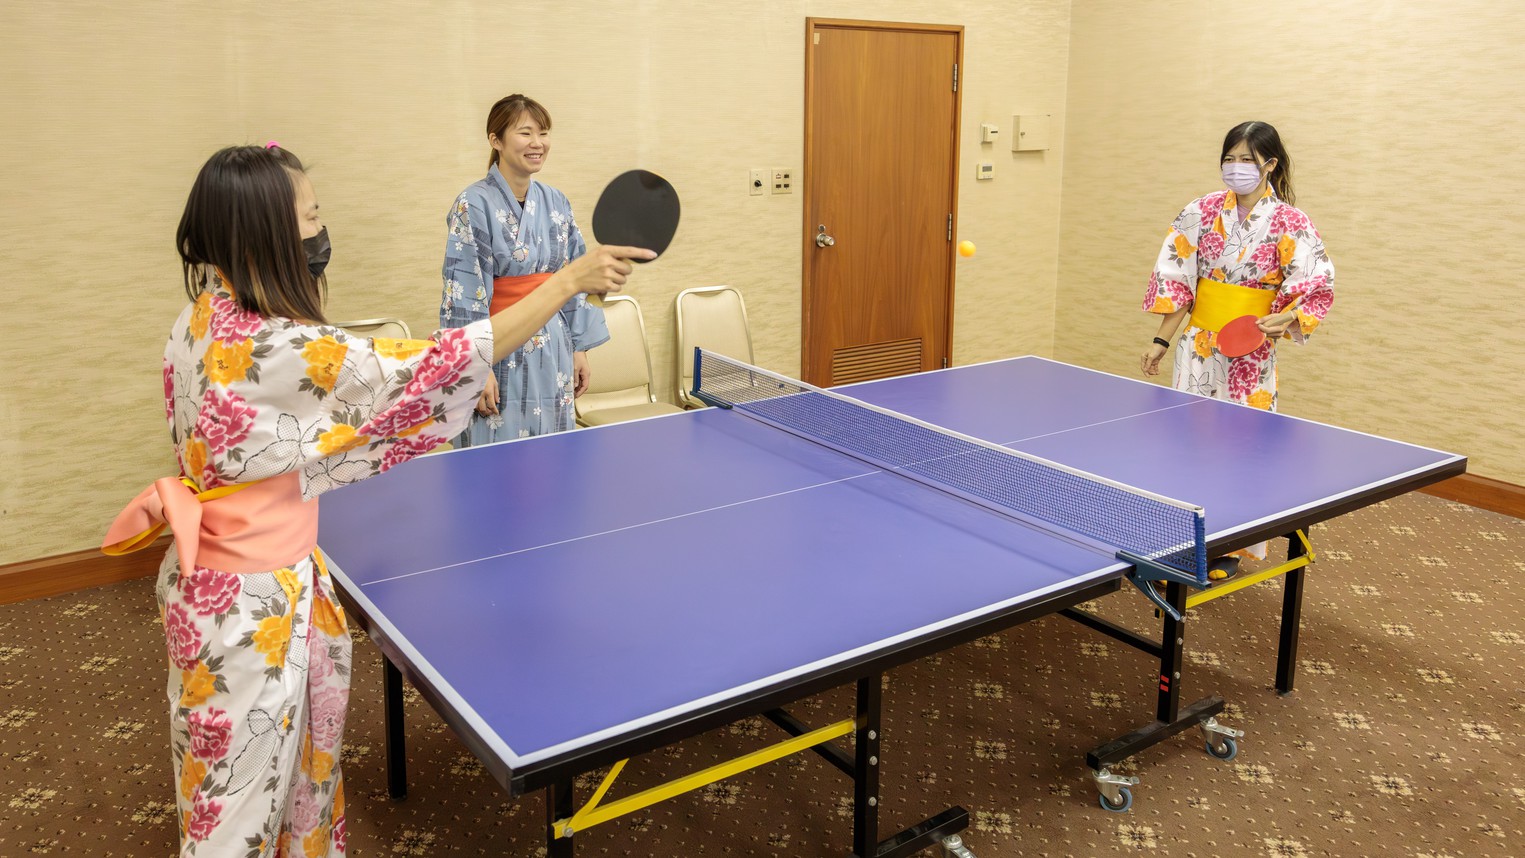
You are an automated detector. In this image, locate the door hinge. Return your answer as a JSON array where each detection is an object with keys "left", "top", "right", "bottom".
[
  {"left": 942, "top": 356, "right": 950, "bottom": 369},
  {"left": 952, "top": 63, "right": 959, "bottom": 92},
  {"left": 947, "top": 214, "right": 953, "bottom": 240}
]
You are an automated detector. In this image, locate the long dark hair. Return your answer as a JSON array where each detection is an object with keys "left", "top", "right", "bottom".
[
  {"left": 1221, "top": 121, "right": 1295, "bottom": 205},
  {"left": 485, "top": 94, "right": 553, "bottom": 170},
  {"left": 176, "top": 145, "right": 327, "bottom": 322}
]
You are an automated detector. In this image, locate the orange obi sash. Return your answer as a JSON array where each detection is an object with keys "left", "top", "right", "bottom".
[
  {"left": 101, "top": 471, "right": 317, "bottom": 574},
  {"left": 490, "top": 272, "right": 555, "bottom": 315}
]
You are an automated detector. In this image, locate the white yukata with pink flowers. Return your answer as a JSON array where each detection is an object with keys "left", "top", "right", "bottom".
[
  {"left": 158, "top": 277, "right": 493, "bottom": 857},
  {"left": 1144, "top": 188, "right": 1334, "bottom": 557}
]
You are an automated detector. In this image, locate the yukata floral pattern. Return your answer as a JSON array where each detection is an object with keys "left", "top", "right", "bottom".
[
  {"left": 1144, "top": 187, "right": 1334, "bottom": 412},
  {"left": 440, "top": 165, "right": 608, "bottom": 444},
  {"left": 158, "top": 276, "right": 493, "bottom": 857},
  {"left": 1144, "top": 188, "right": 1334, "bottom": 559}
]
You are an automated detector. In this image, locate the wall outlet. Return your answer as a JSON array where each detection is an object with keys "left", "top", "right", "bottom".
[
  {"left": 771, "top": 168, "right": 793, "bottom": 194},
  {"left": 749, "top": 169, "right": 766, "bottom": 196}
]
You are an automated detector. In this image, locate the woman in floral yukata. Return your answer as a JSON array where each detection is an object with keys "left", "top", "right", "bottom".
[
  {"left": 102, "top": 144, "right": 651, "bottom": 857},
  {"left": 441, "top": 93, "right": 608, "bottom": 444},
  {"left": 1139, "top": 121, "right": 1335, "bottom": 580}
]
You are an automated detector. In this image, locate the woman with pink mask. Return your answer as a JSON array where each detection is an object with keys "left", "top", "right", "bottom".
[{"left": 1139, "top": 121, "right": 1335, "bottom": 580}]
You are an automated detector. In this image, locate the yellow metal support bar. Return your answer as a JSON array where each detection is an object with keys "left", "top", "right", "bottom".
[
  {"left": 1185, "top": 530, "right": 1315, "bottom": 609},
  {"left": 552, "top": 716, "right": 858, "bottom": 839}
]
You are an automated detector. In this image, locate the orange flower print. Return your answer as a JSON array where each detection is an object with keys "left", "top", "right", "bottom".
[
  {"left": 184, "top": 440, "right": 208, "bottom": 485},
  {"left": 179, "top": 662, "right": 217, "bottom": 709},
  {"left": 396, "top": 417, "right": 435, "bottom": 438},
  {"left": 204, "top": 339, "right": 254, "bottom": 387},
  {"left": 253, "top": 613, "right": 292, "bottom": 668},
  {"left": 310, "top": 749, "right": 335, "bottom": 784},
  {"left": 1299, "top": 311, "right": 1320, "bottom": 335},
  {"left": 302, "top": 825, "right": 331, "bottom": 856},
  {"left": 311, "top": 595, "right": 347, "bottom": 637},
  {"left": 1278, "top": 235, "right": 1297, "bottom": 267},
  {"left": 373, "top": 338, "right": 432, "bottom": 361},
  {"left": 274, "top": 567, "right": 302, "bottom": 604},
  {"left": 316, "top": 424, "right": 370, "bottom": 456},
  {"left": 1247, "top": 389, "right": 1274, "bottom": 410},
  {"left": 179, "top": 752, "right": 207, "bottom": 801},
  {"left": 1211, "top": 216, "right": 1226, "bottom": 237},
  {"left": 301, "top": 336, "right": 348, "bottom": 393},
  {"left": 1150, "top": 295, "right": 1176, "bottom": 313},
  {"left": 1172, "top": 232, "right": 1195, "bottom": 259},
  {"left": 1193, "top": 330, "right": 1214, "bottom": 359},
  {"left": 188, "top": 293, "right": 213, "bottom": 341}
]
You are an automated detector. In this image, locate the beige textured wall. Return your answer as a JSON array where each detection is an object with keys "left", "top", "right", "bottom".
[
  {"left": 0, "top": 1, "right": 1073, "bottom": 562},
  {"left": 1056, "top": 0, "right": 1525, "bottom": 483}
]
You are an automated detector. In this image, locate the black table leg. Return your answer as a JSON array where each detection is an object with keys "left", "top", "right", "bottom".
[{"left": 383, "top": 659, "right": 407, "bottom": 800}]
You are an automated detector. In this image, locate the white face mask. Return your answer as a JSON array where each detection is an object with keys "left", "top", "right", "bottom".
[{"left": 1222, "top": 162, "right": 1263, "bottom": 195}]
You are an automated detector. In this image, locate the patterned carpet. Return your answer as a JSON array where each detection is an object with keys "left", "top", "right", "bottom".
[{"left": 2, "top": 492, "right": 1521, "bottom": 857}]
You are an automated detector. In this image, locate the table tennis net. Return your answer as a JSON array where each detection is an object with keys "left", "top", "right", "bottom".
[{"left": 692, "top": 349, "right": 1207, "bottom": 581}]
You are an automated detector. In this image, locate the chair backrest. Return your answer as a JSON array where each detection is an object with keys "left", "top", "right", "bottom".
[
  {"left": 576, "top": 296, "right": 659, "bottom": 419},
  {"left": 674, "top": 286, "right": 752, "bottom": 407},
  {"left": 332, "top": 317, "right": 413, "bottom": 340}
]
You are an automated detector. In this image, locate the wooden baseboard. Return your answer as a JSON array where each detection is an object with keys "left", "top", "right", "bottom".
[
  {"left": 0, "top": 536, "right": 170, "bottom": 605},
  {"left": 1418, "top": 473, "right": 1525, "bottom": 520}
]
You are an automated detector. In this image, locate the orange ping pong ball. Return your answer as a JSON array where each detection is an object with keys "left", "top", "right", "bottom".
[{"left": 957, "top": 240, "right": 976, "bottom": 257}]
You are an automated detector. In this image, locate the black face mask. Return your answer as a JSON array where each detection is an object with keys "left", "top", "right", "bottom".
[{"left": 302, "top": 226, "right": 331, "bottom": 278}]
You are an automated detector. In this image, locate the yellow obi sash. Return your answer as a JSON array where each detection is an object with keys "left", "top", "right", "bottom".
[{"left": 1188, "top": 278, "right": 1276, "bottom": 333}]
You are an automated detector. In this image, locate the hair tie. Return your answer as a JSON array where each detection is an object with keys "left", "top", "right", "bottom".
[{"left": 264, "top": 140, "right": 281, "bottom": 150}]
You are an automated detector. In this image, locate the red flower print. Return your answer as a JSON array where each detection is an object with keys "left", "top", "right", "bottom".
[
  {"left": 1198, "top": 192, "right": 1228, "bottom": 218},
  {"left": 186, "top": 789, "right": 223, "bottom": 841},
  {"left": 1227, "top": 351, "right": 1263, "bottom": 400},
  {"left": 163, "top": 362, "right": 175, "bottom": 423},
  {"left": 1198, "top": 231, "right": 1226, "bottom": 259},
  {"left": 361, "top": 399, "right": 434, "bottom": 440},
  {"left": 308, "top": 685, "right": 350, "bottom": 749},
  {"left": 1295, "top": 277, "right": 1333, "bottom": 315},
  {"left": 196, "top": 388, "right": 257, "bottom": 455},
  {"left": 1251, "top": 242, "right": 1279, "bottom": 273},
  {"left": 1268, "top": 204, "right": 1311, "bottom": 235},
  {"left": 208, "top": 293, "right": 265, "bottom": 341},
  {"left": 334, "top": 815, "right": 348, "bottom": 852},
  {"left": 187, "top": 708, "right": 234, "bottom": 763},
  {"left": 183, "top": 567, "right": 241, "bottom": 616},
  {"left": 404, "top": 329, "right": 474, "bottom": 397},
  {"left": 164, "top": 603, "right": 202, "bottom": 670},
  {"left": 379, "top": 435, "right": 445, "bottom": 474},
  {"left": 308, "top": 630, "right": 335, "bottom": 682}
]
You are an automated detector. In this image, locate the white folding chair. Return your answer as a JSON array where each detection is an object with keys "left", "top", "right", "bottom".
[
  {"left": 674, "top": 286, "right": 753, "bottom": 409},
  {"left": 331, "top": 317, "right": 412, "bottom": 340},
  {"left": 576, "top": 296, "right": 684, "bottom": 427}
]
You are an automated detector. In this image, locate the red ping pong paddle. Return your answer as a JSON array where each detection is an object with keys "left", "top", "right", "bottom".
[{"left": 1216, "top": 294, "right": 1303, "bottom": 358}]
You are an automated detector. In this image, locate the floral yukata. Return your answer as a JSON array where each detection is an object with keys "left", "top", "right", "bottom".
[
  {"left": 441, "top": 165, "right": 607, "bottom": 444},
  {"left": 157, "top": 278, "right": 492, "bottom": 856},
  {"left": 1144, "top": 187, "right": 1334, "bottom": 410},
  {"left": 1144, "top": 187, "right": 1334, "bottom": 559}
]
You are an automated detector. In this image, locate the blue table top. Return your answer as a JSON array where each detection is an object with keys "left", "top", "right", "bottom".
[{"left": 318, "top": 356, "right": 1463, "bottom": 775}]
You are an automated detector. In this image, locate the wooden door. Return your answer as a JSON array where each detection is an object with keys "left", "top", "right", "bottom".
[{"left": 802, "top": 19, "right": 963, "bottom": 387}]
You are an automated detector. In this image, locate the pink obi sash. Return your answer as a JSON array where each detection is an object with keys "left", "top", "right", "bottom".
[{"left": 101, "top": 472, "right": 317, "bottom": 574}]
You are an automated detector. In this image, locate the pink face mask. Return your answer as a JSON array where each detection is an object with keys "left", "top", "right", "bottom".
[{"left": 1222, "top": 163, "right": 1263, "bottom": 195}]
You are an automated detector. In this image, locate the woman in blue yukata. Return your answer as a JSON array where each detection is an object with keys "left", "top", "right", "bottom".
[{"left": 440, "top": 94, "right": 609, "bottom": 444}]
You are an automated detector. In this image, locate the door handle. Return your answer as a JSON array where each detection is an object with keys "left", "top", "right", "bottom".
[{"left": 815, "top": 224, "right": 836, "bottom": 248}]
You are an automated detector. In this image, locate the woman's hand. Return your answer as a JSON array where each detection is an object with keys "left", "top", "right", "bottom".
[
  {"left": 1141, "top": 342, "right": 1169, "bottom": 376},
  {"left": 573, "top": 351, "right": 591, "bottom": 397},
  {"left": 476, "top": 374, "right": 500, "bottom": 416},
  {"left": 1256, "top": 309, "right": 1299, "bottom": 339},
  {"left": 558, "top": 245, "right": 657, "bottom": 297}
]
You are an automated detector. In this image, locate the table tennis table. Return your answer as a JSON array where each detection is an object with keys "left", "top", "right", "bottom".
[{"left": 319, "top": 351, "right": 1463, "bottom": 857}]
